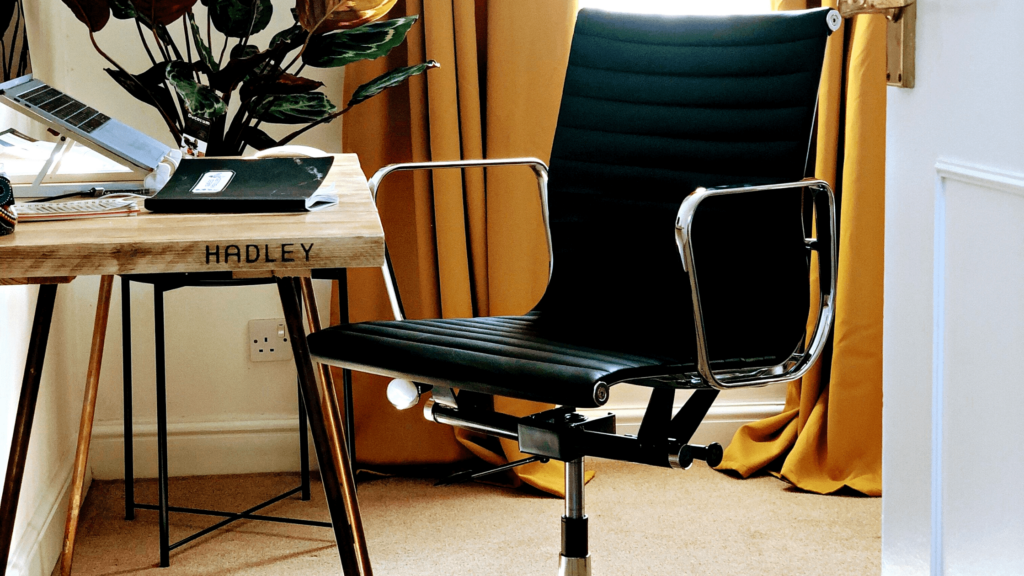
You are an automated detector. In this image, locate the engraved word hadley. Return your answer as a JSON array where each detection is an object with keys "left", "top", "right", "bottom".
[{"left": 205, "top": 243, "right": 314, "bottom": 264}]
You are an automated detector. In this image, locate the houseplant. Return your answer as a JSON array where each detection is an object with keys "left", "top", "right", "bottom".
[
  {"left": 58, "top": 0, "right": 437, "bottom": 155},
  {"left": 1, "top": 0, "right": 30, "bottom": 81}
]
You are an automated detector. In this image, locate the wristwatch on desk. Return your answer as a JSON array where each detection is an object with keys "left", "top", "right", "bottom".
[{"left": 0, "top": 164, "right": 15, "bottom": 236}]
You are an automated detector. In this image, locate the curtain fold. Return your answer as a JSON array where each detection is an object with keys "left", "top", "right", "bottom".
[
  {"left": 717, "top": 0, "right": 885, "bottom": 496},
  {"left": 334, "top": 0, "right": 580, "bottom": 496}
]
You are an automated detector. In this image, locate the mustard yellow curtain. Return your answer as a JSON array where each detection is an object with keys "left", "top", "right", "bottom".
[
  {"left": 333, "top": 0, "right": 581, "bottom": 496},
  {"left": 717, "top": 0, "right": 885, "bottom": 496}
]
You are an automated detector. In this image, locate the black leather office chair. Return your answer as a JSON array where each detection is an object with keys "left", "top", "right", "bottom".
[{"left": 309, "top": 7, "right": 841, "bottom": 574}]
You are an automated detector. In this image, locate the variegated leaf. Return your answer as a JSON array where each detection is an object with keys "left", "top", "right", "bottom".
[
  {"left": 302, "top": 15, "right": 417, "bottom": 68},
  {"left": 348, "top": 60, "right": 438, "bottom": 107},
  {"left": 187, "top": 12, "right": 219, "bottom": 72},
  {"left": 165, "top": 61, "right": 227, "bottom": 118},
  {"left": 252, "top": 92, "right": 336, "bottom": 124}
]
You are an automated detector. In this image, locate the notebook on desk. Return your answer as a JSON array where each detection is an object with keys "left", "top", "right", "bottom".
[{"left": 145, "top": 156, "right": 337, "bottom": 213}]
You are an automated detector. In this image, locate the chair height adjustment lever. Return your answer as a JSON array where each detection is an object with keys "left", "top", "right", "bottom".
[{"left": 667, "top": 442, "right": 724, "bottom": 470}]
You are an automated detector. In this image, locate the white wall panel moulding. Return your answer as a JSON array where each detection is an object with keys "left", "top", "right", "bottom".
[{"left": 935, "top": 160, "right": 1024, "bottom": 198}]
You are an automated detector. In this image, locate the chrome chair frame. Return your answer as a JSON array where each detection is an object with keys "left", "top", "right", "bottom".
[
  {"left": 366, "top": 158, "right": 552, "bottom": 323},
  {"left": 368, "top": 162, "right": 837, "bottom": 393},
  {"left": 676, "top": 178, "right": 838, "bottom": 389}
]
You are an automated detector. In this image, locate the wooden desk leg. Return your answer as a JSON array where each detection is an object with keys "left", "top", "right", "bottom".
[
  {"left": 277, "top": 278, "right": 366, "bottom": 576},
  {"left": 0, "top": 284, "right": 58, "bottom": 576},
  {"left": 59, "top": 276, "right": 114, "bottom": 576},
  {"left": 299, "top": 278, "right": 372, "bottom": 575}
]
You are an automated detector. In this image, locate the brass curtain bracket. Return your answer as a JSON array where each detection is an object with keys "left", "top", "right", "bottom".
[
  {"left": 838, "top": 0, "right": 914, "bottom": 18},
  {"left": 838, "top": 0, "right": 916, "bottom": 89}
]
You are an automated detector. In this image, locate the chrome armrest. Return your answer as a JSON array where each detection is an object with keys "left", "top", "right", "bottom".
[
  {"left": 674, "top": 178, "right": 837, "bottom": 390},
  {"left": 367, "top": 158, "right": 551, "bottom": 321}
]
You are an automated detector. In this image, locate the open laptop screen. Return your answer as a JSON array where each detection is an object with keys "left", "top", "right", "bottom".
[{"left": 0, "top": 75, "right": 170, "bottom": 173}]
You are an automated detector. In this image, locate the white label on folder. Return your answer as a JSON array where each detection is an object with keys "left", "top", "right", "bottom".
[{"left": 191, "top": 170, "right": 235, "bottom": 193}]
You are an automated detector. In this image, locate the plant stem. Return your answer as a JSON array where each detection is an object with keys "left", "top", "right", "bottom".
[
  {"left": 16, "top": 2, "right": 28, "bottom": 76},
  {"left": 283, "top": 11, "right": 337, "bottom": 73},
  {"left": 135, "top": 19, "right": 158, "bottom": 66},
  {"left": 88, "top": 31, "right": 182, "bottom": 141},
  {"left": 3, "top": 5, "right": 17, "bottom": 77},
  {"left": 241, "top": 0, "right": 259, "bottom": 49},
  {"left": 218, "top": 33, "right": 228, "bottom": 66},
  {"left": 183, "top": 17, "right": 192, "bottom": 67},
  {"left": 207, "top": 9, "right": 212, "bottom": 49},
  {"left": 150, "top": 23, "right": 170, "bottom": 61},
  {"left": 160, "top": 25, "right": 185, "bottom": 61},
  {"left": 276, "top": 105, "right": 352, "bottom": 146}
]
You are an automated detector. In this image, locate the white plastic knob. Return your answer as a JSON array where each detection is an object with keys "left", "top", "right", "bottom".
[
  {"left": 827, "top": 9, "right": 842, "bottom": 32},
  {"left": 386, "top": 379, "right": 420, "bottom": 410}
]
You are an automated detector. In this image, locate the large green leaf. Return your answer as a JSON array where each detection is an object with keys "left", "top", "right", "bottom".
[
  {"left": 208, "top": 0, "right": 273, "bottom": 38},
  {"left": 302, "top": 15, "right": 416, "bottom": 68},
  {"left": 243, "top": 126, "right": 279, "bottom": 150},
  {"left": 240, "top": 73, "right": 323, "bottom": 103},
  {"left": 252, "top": 93, "right": 336, "bottom": 124},
  {"left": 61, "top": 0, "right": 110, "bottom": 32},
  {"left": 105, "top": 62, "right": 177, "bottom": 117},
  {"left": 269, "top": 22, "right": 307, "bottom": 52},
  {"left": 295, "top": 0, "right": 395, "bottom": 34},
  {"left": 207, "top": 45, "right": 273, "bottom": 92},
  {"left": 348, "top": 60, "right": 438, "bottom": 107},
  {"left": 130, "top": 0, "right": 196, "bottom": 26},
  {"left": 165, "top": 61, "right": 227, "bottom": 118},
  {"left": 108, "top": 0, "right": 135, "bottom": 18},
  {"left": 187, "top": 11, "right": 218, "bottom": 73}
]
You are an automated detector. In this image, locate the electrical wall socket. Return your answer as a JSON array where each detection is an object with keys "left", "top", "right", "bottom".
[{"left": 248, "top": 318, "right": 293, "bottom": 362}]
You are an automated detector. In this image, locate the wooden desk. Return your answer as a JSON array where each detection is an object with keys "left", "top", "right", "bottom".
[{"left": 0, "top": 154, "right": 379, "bottom": 576}]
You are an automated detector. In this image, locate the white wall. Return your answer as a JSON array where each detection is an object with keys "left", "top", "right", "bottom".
[
  {"left": 883, "top": 2, "right": 1024, "bottom": 574},
  {"left": 0, "top": 273, "right": 112, "bottom": 576}
]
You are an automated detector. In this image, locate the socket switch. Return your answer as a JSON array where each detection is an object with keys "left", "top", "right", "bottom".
[{"left": 248, "top": 318, "right": 293, "bottom": 362}]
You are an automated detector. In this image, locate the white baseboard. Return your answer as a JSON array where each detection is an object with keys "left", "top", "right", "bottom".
[
  {"left": 89, "top": 418, "right": 315, "bottom": 481},
  {"left": 7, "top": 452, "right": 85, "bottom": 576},
  {"left": 87, "top": 400, "right": 783, "bottom": 480},
  {"left": 580, "top": 400, "right": 785, "bottom": 447}
]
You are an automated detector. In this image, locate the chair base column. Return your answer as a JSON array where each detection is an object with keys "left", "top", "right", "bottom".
[
  {"left": 558, "top": 554, "right": 592, "bottom": 576},
  {"left": 558, "top": 457, "right": 591, "bottom": 576}
]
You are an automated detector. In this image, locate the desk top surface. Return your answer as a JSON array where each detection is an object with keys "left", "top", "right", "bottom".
[{"left": 0, "top": 154, "right": 384, "bottom": 280}]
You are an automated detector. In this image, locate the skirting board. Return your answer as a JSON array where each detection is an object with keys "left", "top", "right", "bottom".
[
  {"left": 89, "top": 401, "right": 783, "bottom": 480},
  {"left": 89, "top": 417, "right": 315, "bottom": 480},
  {"left": 6, "top": 452, "right": 83, "bottom": 576}
]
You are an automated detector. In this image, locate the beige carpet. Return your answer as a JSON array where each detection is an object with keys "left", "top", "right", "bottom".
[{"left": 68, "top": 459, "right": 879, "bottom": 576}]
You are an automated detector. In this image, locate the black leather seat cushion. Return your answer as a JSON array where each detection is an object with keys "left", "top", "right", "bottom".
[
  {"left": 307, "top": 314, "right": 709, "bottom": 409},
  {"left": 309, "top": 9, "right": 835, "bottom": 410}
]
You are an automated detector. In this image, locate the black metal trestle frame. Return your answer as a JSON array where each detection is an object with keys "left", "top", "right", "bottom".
[{"left": 120, "top": 276, "right": 341, "bottom": 568}]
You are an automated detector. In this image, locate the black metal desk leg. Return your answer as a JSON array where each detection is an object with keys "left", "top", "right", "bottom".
[
  {"left": 277, "top": 278, "right": 364, "bottom": 575},
  {"left": 0, "top": 283, "right": 58, "bottom": 576},
  {"left": 335, "top": 271, "right": 356, "bottom": 465},
  {"left": 298, "top": 380, "right": 311, "bottom": 501},
  {"left": 154, "top": 285, "right": 171, "bottom": 567},
  {"left": 343, "top": 369, "right": 355, "bottom": 467},
  {"left": 122, "top": 277, "right": 135, "bottom": 521}
]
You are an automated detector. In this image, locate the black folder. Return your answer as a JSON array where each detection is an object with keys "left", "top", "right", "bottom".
[{"left": 145, "top": 156, "right": 337, "bottom": 213}]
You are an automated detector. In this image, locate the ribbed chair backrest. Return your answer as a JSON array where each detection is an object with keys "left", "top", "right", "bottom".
[{"left": 537, "top": 8, "right": 834, "bottom": 368}]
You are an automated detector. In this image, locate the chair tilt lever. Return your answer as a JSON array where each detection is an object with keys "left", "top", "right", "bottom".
[{"left": 435, "top": 455, "right": 550, "bottom": 486}]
